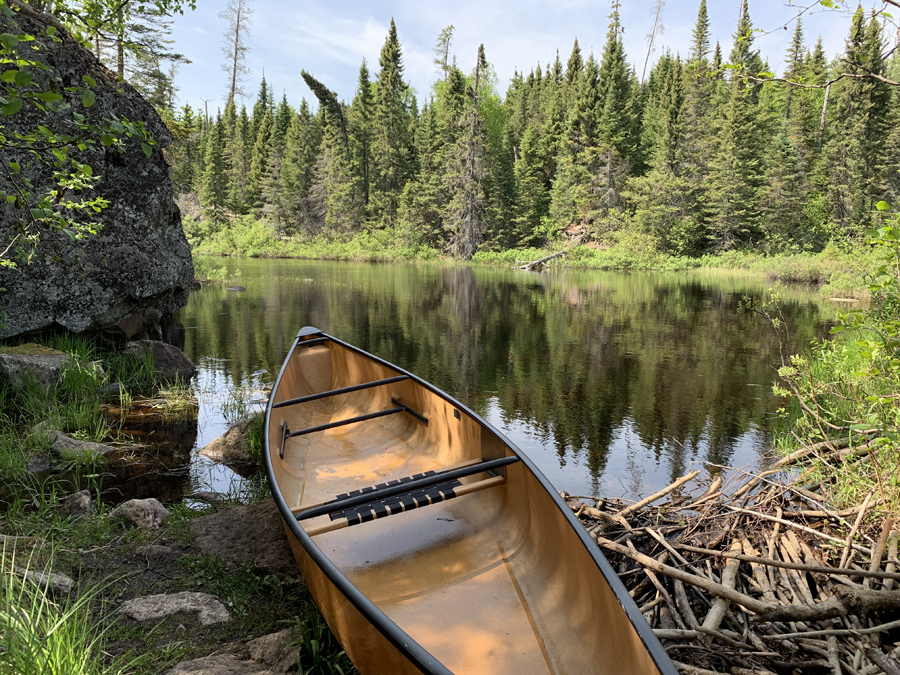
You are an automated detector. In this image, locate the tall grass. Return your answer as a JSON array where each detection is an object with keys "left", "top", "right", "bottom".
[{"left": 0, "top": 549, "right": 129, "bottom": 675}]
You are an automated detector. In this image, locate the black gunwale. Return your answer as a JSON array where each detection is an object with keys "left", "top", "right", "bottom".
[{"left": 264, "top": 326, "right": 679, "bottom": 675}]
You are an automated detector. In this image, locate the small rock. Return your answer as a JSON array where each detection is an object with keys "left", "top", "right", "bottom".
[
  {"left": 199, "top": 414, "right": 262, "bottom": 464},
  {"left": 16, "top": 567, "right": 74, "bottom": 595},
  {"left": 188, "top": 491, "right": 229, "bottom": 503},
  {"left": 134, "top": 544, "right": 176, "bottom": 558},
  {"left": 163, "top": 654, "right": 268, "bottom": 675},
  {"left": 125, "top": 340, "right": 197, "bottom": 380},
  {"left": 110, "top": 498, "right": 169, "bottom": 529},
  {"left": 248, "top": 627, "right": 302, "bottom": 672},
  {"left": 0, "top": 347, "right": 75, "bottom": 389},
  {"left": 50, "top": 433, "right": 116, "bottom": 460},
  {"left": 120, "top": 591, "right": 230, "bottom": 626},
  {"left": 226, "top": 286, "right": 246, "bottom": 292},
  {"left": 60, "top": 490, "right": 93, "bottom": 518},
  {"left": 26, "top": 454, "right": 53, "bottom": 474},
  {"left": 190, "top": 499, "right": 299, "bottom": 579}
]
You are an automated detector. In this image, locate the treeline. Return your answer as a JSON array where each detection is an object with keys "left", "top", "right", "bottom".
[{"left": 162, "top": 0, "right": 900, "bottom": 259}]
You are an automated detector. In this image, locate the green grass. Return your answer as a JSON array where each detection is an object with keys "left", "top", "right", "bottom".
[
  {"left": 0, "top": 549, "right": 134, "bottom": 675},
  {"left": 190, "top": 219, "right": 877, "bottom": 296}
]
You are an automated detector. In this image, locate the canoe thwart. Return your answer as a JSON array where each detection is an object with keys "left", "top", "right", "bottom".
[
  {"left": 272, "top": 375, "right": 411, "bottom": 409},
  {"left": 306, "top": 475, "right": 507, "bottom": 537},
  {"left": 296, "top": 455, "right": 520, "bottom": 522},
  {"left": 280, "top": 398, "right": 429, "bottom": 450},
  {"left": 296, "top": 336, "right": 330, "bottom": 349},
  {"left": 390, "top": 397, "right": 428, "bottom": 425}
]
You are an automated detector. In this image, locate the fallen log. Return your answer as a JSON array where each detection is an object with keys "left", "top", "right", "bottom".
[{"left": 514, "top": 250, "right": 565, "bottom": 271}]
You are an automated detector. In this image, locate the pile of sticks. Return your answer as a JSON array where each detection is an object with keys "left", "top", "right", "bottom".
[{"left": 565, "top": 457, "right": 900, "bottom": 675}]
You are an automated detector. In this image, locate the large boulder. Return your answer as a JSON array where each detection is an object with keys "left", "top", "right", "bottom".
[{"left": 0, "top": 5, "right": 193, "bottom": 340}]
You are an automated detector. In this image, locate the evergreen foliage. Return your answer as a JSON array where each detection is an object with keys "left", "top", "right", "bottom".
[{"left": 160, "top": 8, "right": 899, "bottom": 260}]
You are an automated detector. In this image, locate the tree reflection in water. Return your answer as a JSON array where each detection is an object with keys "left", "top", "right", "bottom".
[{"left": 176, "top": 259, "right": 839, "bottom": 498}]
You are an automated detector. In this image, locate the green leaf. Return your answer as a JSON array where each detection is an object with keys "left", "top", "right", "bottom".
[
  {"left": 13, "top": 70, "right": 31, "bottom": 86},
  {"left": 875, "top": 201, "right": 890, "bottom": 211},
  {"left": 0, "top": 33, "right": 20, "bottom": 50},
  {"left": 758, "top": 71, "right": 774, "bottom": 79},
  {"left": 8, "top": 161, "right": 19, "bottom": 171},
  {"left": 849, "top": 423, "right": 871, "bottom": 431},
  {"left": 82, "top": 89, "right": 95, "bottom": 108},
  {"left": 829, "top": 325, "right": 846, "bottom": 333},
  {"left": 141, "top": 142, "right": 152, "bottom": 158},
  {"left": 46, "top": 26, "right": 57, "bottom": 36},
  {"left": 0, "top": 69, "right": 17, "bottom": 83},
  {"left": 1, "top": 97, "right": 22, "bottom": 116},
  {"left": 35, "top": 91, "right": 62, "bottom": 102},
  {"left": 820, "top": 0, "right": 834, "bottom": 7},
  {"left": 82, "top": 75, "right": 96, "bottom": 87}
]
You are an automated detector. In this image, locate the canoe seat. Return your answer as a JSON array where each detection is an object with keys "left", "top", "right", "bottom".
[{"left": 296, "top": 456, "right": 518, "bottom": 537}]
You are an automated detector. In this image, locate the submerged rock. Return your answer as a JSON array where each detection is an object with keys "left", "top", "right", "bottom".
[
  {"left": 190, "top": 500, "right": 298, "bottom": 579},
  {"left": 120, "top": 591, "right": 230, "bottom": 626},
  {"left": 125, "top": 340, "right": 197, "bottom": 380},
  {"left": 0, "top": 346, "right": 74, "bottom": 389},
  {"left": 199, "top": 414, "right": 262, "bottom": 464},
  {"left": 0, "top": 5, "right": 193, "bottom": 340},
  {"left": 110, "top": 497, "right": 169, "bottom": 529}
]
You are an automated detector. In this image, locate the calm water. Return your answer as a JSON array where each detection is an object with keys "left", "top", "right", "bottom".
[{"left": 171, "top": 259, "right": 841, "bottom": 501}]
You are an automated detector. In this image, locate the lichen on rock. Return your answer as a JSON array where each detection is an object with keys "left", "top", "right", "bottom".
[{"left": 0, "top": 5, "right": 193, "bottom": 340}]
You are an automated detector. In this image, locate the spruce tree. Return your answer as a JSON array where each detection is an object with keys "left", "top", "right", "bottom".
[
  {"left": 281, "top": 100, "right": 323, "bottom": 234},
  {"left": 706, "top": 0, "right": 767, "bottom": 250},
  {"left": 350, "top": 60, "right": 374, "bottom": 208},
  {"left": 445, "top": 45, "right": 489, "bottom": 259},
  {"left": 227, "top": 105, "right": 250, "bottom": 213},
  {"left": 370, "top": 19, "right": 413, "bottom": 228},
  {"left": 198, "top": 112, "right": 228, "bottom": 227},
  {"left": 822, "top": 8, "right": 892, "bottom": 236}
]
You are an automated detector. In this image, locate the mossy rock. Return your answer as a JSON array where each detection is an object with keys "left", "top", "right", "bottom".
[{"left": 0, "top": 343, "right": 65, "bottom": 357}]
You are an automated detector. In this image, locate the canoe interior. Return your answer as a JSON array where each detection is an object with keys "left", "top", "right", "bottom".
[{"left": 267, "top": 336, "right": 664, "bottom": 675}]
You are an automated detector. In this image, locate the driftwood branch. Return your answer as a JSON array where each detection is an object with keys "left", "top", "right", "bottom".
[
  {"left": 752, "top": 587, "right": 900, "bottom": 623},
  {"left": 514, "top": 250, "right": 565, "bottom": 271}
]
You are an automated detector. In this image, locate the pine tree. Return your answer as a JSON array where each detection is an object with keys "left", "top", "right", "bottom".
[
  {"left": 370, "top": 19, "right": 413, "bottom": 228},
  {"left": 689, "top": 0, "right": 710, "bottom": 64}
]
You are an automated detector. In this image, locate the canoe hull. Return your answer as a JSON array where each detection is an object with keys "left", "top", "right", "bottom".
[
  {"left": 265, "top": 328, "right": 678, "bottom": 675},
  {"left": 282, "top": 522, "right": 424, "bottom": 675}
]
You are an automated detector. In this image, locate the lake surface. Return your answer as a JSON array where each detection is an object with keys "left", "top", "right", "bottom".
[{"left": 172, "top": 259, "right": 841, "bottom": 502}]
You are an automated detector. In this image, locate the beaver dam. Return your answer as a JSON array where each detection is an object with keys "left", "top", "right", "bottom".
[{"left": 563, "top": 439, "right": 900, "bottom": 675}]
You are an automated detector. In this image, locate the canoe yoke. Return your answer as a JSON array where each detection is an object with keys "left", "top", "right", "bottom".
[{"left": 294, "top": 456, "right": 519, "bottom": 537}]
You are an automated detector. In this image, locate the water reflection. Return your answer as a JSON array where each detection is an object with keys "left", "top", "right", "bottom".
[{"left": 175, "top": 260, "right": 839, "bottom": 499}]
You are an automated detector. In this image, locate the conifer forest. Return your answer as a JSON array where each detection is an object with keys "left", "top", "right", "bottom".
[{"left": 153, "top": 0, "right": 900, "bottom": 260}]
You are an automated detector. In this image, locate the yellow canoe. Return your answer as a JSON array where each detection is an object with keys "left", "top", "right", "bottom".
[{"left": 264, "top": 326, "right": 676, "bottom": 675}]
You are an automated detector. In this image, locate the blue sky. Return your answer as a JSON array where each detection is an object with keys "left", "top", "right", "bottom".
[{"left": 168, "top": 1, "right": 884, "bottom": 115}]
